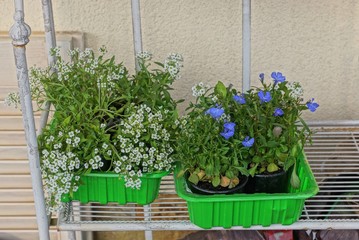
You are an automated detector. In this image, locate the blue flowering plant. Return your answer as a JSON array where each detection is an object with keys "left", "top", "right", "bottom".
[
  {"left": 238, "top": 72, "right": 319, "bottom": 187},
  {"left": 175, "top": 81, "right": 252, "bottom": 190}
]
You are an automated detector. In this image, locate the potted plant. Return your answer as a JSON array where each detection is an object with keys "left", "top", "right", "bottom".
[
  {"left": 175, "top": 81, "right": 250, "bottom": 194},
  {"left": 174, "top": 73, "right": 319, "bottom": 228},
  {"left": 236, "top": 72, "right": 319, "bottom": 193},
  {"left": 5, "top": 47, "right": 183, "bottom": 212}
]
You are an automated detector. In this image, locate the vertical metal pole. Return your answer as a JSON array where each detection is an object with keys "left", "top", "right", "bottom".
[
  {"left": 242, "top": 0, "right": 251, "bottom": 92},
  {"left": 38, "top": 0, "right": 57, "bottom": 135},
  {"left": 9, "top": 1, "right": 50, "bottom": 240},
  {"left": 131, "top": 0, "right": 143, "bottom": 71},
  {"left": 131, "top": 1, "right": 152, "bottom": 240}
]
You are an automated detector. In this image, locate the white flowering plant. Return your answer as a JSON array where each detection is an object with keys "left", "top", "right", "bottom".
[
  {"left": 5, "top": 48, "right": 183, "bottom": 211},
  {"left": 112, "top": 103, "right": 175, "bottom": 189}
]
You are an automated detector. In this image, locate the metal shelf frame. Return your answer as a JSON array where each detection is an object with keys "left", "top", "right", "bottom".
[
  {"left": 57, "top": 126, "right": 359, "bottom": 232},
  {"left": 8, "top": 0, "right": 359, "bottom": 239}
]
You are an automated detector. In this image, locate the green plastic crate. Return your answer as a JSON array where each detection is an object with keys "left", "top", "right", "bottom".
[
  {"left": 174, "top": 152, "right": 318, "bottom": 228},
  {"left": 62, "top": 171, "right": 168, "bottom": 205}
]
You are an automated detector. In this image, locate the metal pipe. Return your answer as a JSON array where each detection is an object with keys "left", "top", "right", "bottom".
[
  {"left": 9, "top": 1, "right": 50, "bottom": 239},
  {"left": 307, "top": 120, "right": 359, "bottom": 127},
  {"left": 131, "top": 1, "right": 152, "bottom": 239},
  {"left": 131, "top": 0, "right": 143, "bottom": 71},
  {"left": 242, "top": 0, "right": 251, "bottom": 92},
  {"left": 57, "top": 220, "right": 359, "bottom": 231},
  {"left": 38, "top": 0, "right": 57, "bottom": 135}
]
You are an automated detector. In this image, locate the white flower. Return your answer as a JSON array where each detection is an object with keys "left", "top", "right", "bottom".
[
  {"left": 100, "top": 123, "right": 106, "bottom": 129},
  {"left": 192, "top": 82, "right": 209, "bottom": 97},
  {"left": 94, "top": 155, "right": 101, "bottom": 162},
  {"left": 102, "top": 143, "right": 108, "bottom": 149},
  {"left": 74, "top": 137, "right": 80, "bottom": 144},
  {"left": 136, "top": 51, "right": 152, "bottom": 61},
  {"left": 68, "top": 131, "right": 74, "bottom": 137},
  {"left": 129, "top": 170, "right": 135, "bottom": 177}
]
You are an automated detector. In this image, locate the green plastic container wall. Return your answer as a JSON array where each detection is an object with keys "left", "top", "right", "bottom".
[
  {"left": 62, "top": 171, "right": 168, "bottom": 205},
  {"left": 175, "top": 151, "right": 318, "bottom": 228}
]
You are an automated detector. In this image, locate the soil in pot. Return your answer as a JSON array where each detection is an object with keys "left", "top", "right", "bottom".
[
  {"left": 245, "top": 169, "right": 288, "bottom": 194},
  {"left": 185, "top": 173, "right": 248, "bottom": 195}
]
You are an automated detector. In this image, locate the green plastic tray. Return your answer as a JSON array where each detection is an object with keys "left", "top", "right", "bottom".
[
  {"left": 174, "top": 152, "right": 318, "bottom": 228},
  {"left": 62, "top": 171, "right": 168, "bottom": 205}
]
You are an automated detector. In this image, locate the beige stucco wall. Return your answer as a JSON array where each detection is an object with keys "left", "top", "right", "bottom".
[{"left": 1, "top": 0, "right": 358, "bottom": 120}]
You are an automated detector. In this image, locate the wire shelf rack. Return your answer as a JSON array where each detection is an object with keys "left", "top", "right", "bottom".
[{"left": 58, "top": 125, "right": 359, "bottom": 231}]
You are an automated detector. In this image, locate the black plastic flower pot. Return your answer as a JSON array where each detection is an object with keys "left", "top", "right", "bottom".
[
  {"left": 185, "top": 173, "right": 248, "bottom": 195},
  {"left": 245, "top": 169, "right": 289, "bottom": 194}
]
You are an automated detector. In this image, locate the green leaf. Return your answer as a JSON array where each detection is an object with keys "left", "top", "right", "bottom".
[
  {"left": 212, "top": 175, "right": 220, "bottom": 187},
  {"left": 225, "top": 170, "right": 234, "bottom": 179},
  {"left": 176, "top": 169, "right": 186, "bottom": 178},
  {"left": 267, "top": 141, "right": 279, "bottom": 148},
  {"left": 188, "top": 173, "right": 199, "bottom": 185},
  {"left": 290, "top": 169, "right": 300, "bottom": 189},
  {"left": 214, "top": 81, "right": 227, "bottom": 98},
  {"left": 252, "top": 156, "right": 262, "bottom": 163},
  {"left": 63, "top": 116, "right": 71, "bottom": 125},
  {"left": 267, "top": 163, "right": 279, "bottom": 173},
  {"left": 248, "top": 163, "right": 258, "bottom": 176}
]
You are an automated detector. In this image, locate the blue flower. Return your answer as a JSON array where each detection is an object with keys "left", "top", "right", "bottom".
[
  {"left": 220, "top": 122, "right": 236, "bottom": 140},
  {"left": 233, "top": 94, "right": 246, "bottom": 104},
  {"left": 205, "top": 107, "right": 224, "bottom": 119},
  {"left": 242, "top": 136, "right": 254, "bottom": 147},
  {"left": 259, "top": 73, "right": 264, "bottom": 82},
  {"left": 271, "top": 72, "right": 286, "bottom": 85},
  {"left": 306, "top": 98, "right": 319, "bottom": 112},
  {"left": 258, "top": 90, "right": 272, "bottom": 103},
  {"left": 273, "top": 107, "right": 284, "bottom": 116}
]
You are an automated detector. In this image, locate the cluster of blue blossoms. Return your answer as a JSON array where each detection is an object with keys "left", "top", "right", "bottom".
[{"left": 204, "top": 72, "right": 319, "bottom": 148}]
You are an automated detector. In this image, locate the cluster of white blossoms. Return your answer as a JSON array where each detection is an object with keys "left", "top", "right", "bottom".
[
  {"left": 4, "top": 92, "right": 20, "bottom": 108},
  {"left": 287, "top": 82, "right": 304, "bottom": 99},
  {"left": 41, "top": 127, "right": 108, "bottom": 213},
  {"left": 192, "top": 82, "right": 210, "bottom": 97},
  {"left": 4, "top": 67, "right": 45, "bottom": 109},
  {"left": 96, "top": 66, "right": 125, "bottom": 91},
  {"left": 113, "top": 104, "right": 174, "bottom": 189},
  {"left": 136, "top": 51, "right": 152, "bottom": 61},
  {"left": 41, "top": 129, "right": 83, "bottom": 213},
  {"left": 274, "top": 81, "right": 304, "bottom": 100},
  {"left": 164, "top": 53, "right": 183, "bottom": 80}
]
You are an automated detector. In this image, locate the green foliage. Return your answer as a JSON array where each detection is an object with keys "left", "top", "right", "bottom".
[
  {"left": 177, "top": 73, "right": 317, "bottom": 190},
  {"left": 8, "top": 47, "right": 183, "bottom": 212},
  {"left": 175, "top": 82, "right": 250, "bottom": 189},
  {"left": 238, "top": 77, "right": 314, "bottom": 181}
]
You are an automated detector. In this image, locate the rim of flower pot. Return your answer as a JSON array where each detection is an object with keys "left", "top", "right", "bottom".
[
  {"left": 185, "top": 174, "right": 249, "bottom": 195},
  {"left": 253, "top": 168, "right": 286, "bottom": 178}
]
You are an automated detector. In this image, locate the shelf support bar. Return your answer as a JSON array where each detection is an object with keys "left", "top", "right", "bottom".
[
  {"left": 9, "top": 1, "right": 50, "bottom": 239},
  {"left": 242, "top": 0, "right": 251, "bottom": 92},
  {"left": 131, "top": 0, "right": 143, "bottom": 71},
  {"left": 38, "top": 0, "right": 57, "bottom": 135},
  {"left": 131, "top": 1, "right": 152, "bottom": 239}
]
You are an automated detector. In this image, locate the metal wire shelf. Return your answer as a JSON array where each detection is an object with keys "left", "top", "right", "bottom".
[{"left": 58, "top": 126, "right": 359, "bottom": 231}]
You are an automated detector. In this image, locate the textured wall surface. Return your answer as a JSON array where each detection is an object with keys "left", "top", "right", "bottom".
[{"left": 1, "top": 0, "right": 358, "bottom": 120}]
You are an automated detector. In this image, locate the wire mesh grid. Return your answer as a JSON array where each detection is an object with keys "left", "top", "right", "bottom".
[{"left": 58, "top": 126, "right": 359, "bottom": 231}]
